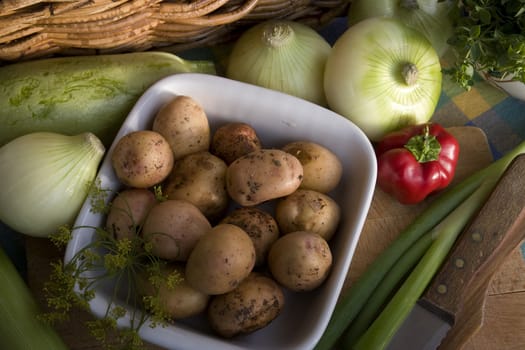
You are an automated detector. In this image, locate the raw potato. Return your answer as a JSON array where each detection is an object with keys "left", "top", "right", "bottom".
[
  {"left": 141, "top": 199, "right": 211, "bottom": 261},
  {"left": 208, "top": 273, "right": 285, "bottom": 338},
  {"left": 220, "top": 207, "right": 280, "bottom": 266},
  {"left": 185, "top": 224, "right": 256, "bottom": 295},
  {"left": 211, "top": 122, "right": 262, "bottom": 164},
  {"left": 275, "top": 189, "right": 341, "bottom": 241},
  {"left": 163, "top": 151, "right": 229, "bottom": 221},
  {"left": 111, "top": 130, "right": 174, "bottom": 188},
  {"left": 137, "top": 264, "right": 209, "bottom": 320},
  {"left": 106, "top": 189, "right": 157, "bottom": 240},
  {"left": 226, "top": 149, "right": 304, "bottom": 206},
  {"left": 152, "top": 95, "right": 210, "bottom": 160},
  {"left": 282, "top": 141, "right": 343, "bottom": 193},
  {"left": 268, "top": 231, "right": 332, "bottom": 292}
]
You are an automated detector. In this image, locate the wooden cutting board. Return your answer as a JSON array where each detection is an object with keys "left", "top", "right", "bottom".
[
  {"left": 345, "top": 126, "right": 525, "bottom": 349},
  {"left": 25, "top": 126, "right": 525, "bottom": 349}
]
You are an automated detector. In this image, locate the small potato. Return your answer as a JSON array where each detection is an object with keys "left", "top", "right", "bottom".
[
  {"left": 142, "top": 200, "right": 211, "bottom": 261},
  {"left": 221, "top": 207, "right": 280, "bottom": 266},
  {"left": 137, "top": 264, "right": 209, "bottom": 320},
  {"left": 106, "top": 189, "right": 157, "bottom": 240},
  {"left": 226, "top": 149, "right": 303, "bottom": 206},
  {"left": 268, "top": 231, "right": 332, "bottom": 292},
  {"left": 185, "top": 224, "right": 256, "bottom": 295},
  {"left": 164, "top": 151, "right": 229, "bottom": 221},
  {"left": 208, "top": 273, "right": 285, "bottom": 338},
  {"left": 282, "top": 141, "right": 343, "bottom": 193},
  {"left": 111, "top": 130, "right": 174, "bottom": 188},
  {"left": 152, "top": 95, "right": 210, "bottom": 160},
  {"left": 275, "top": 189, "right": 341, "bottom": 241},
  {"left": 210, "top": 122, "right": 262, "bottom": 164}
]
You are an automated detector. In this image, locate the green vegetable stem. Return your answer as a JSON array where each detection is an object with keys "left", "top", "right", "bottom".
[
  {"left": 353, "top": 181, "right": 492, "bottom": 349},
  {"left": 0, "top": 245, "right": 68, "bottom": 349},
  {"left": 315, "top": 139, "right": 525, "bottom": 350},
  {"left": 341, "top": 232, "right": 434, "bottom": 347}
]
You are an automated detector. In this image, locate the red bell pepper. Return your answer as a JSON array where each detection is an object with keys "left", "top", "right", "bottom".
[{"left": 375, "top": 123, "right": 460, "bottom": 204}]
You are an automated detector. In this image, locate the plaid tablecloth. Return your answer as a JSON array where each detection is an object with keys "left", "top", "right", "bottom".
[{"left": 434, "top": 68, "right": 525, "bottom": 160}]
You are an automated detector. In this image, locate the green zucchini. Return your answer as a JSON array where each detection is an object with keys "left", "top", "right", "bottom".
[
  {"left": 0, "top": 52, "right": 216, "bottom": 147},
  {"left": 0, "top": 245, "right": 68, "bottom": 350}
]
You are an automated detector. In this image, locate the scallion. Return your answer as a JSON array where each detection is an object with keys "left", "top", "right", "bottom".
[
  {"left": 353, "top": 180, "right": 493, "bottom": 349},
  {"left": 341, "top": 231, "right": 434, "bottom": 347},
  {"left": 315, "top": 139, "right": 525, "bottom": 350}
]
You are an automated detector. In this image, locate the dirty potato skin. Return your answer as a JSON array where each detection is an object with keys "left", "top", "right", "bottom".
[
  {"left": 111, "top": 130, "right": 174, "bottom": 188},
  {"left": 275, "top": 189, "right": 341, "bottom": 241},
  {"left": 163, "top": 151, "right": 229, "bottom": 222},
  {"left": 152, "top": 95, "right": 210, "bottom": 160},
  {"left": 137, "top": 264, "right": 210, "bottom": 320},
  {"left": 210, "top": 122, "right": 262, "bottom": 164},
  {"left": 185, "top": 224, "right": 256, "bottom": 295},
  {"left": 220, "top": 207, "right": 280, "bottom": 266},
  {"left": 141, "top": 199, "right": 212, "bottom": 261},
  {"left": 268, "top": 231, "right": 332, "bottom": 292},
  {"left": 208, "top": 273, "right": 285, "bottom": 338},
  {"left": 226, "top": 149, "right": 304, "bottom": 206},
  {"left": 106, "top": 188, "right": 157, "bottom": 240},
  {"left": 282, "top": 141, "right": 343, "bottom": 193}
]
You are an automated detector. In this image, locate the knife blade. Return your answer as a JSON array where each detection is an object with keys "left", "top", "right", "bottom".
[{"left": 387, "top": 153, "right": 525, "bottom": 350}]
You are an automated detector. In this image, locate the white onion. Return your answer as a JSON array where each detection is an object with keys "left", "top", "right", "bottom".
[
  {"left": 324, "top": 17, "right": 442, "bottom": 141},
  {"left": 226, "top": 20, "right": 331, "bottom": 106},
  {"left": 0, "top": 132, "right": 105, "bottom": 237}
]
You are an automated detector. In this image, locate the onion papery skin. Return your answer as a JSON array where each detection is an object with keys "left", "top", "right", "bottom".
[
  {"left": 324, "top": 17, "right": 442, "bottom": 141},
  {"left": 0, "top": 132, "right": 105, "bottom": 237},
  {"left": 348, "top": 0, "right": 454, "bottom": 57},
  {"left": 226, "top": 20, "right": 331, "bottom": 106}
]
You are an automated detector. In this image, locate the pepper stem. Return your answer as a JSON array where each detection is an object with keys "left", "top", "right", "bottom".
[
  {"left": 402, "top": 63, "right": 419, "bottom": 86},
  {"left": 404, "top": 125, "right": 441, "bottom": 162}
]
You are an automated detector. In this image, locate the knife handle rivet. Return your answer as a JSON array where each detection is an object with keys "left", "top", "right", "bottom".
[
  {"left": 437, "top": 284, "right": 447, "bottom": 294},
  {"left": 471, "top": 232, "right": 482, "bottom": 242},
  {"left": 454, "top": 258, "right": 465, "bottom": 269}
]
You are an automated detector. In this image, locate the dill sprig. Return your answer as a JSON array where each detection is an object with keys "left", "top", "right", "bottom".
[{"left": 41, "top": 183, "right": 179, "bottom": 350}]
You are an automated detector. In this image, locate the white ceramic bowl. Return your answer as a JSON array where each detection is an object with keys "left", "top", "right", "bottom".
[{"left": 65, "top": 73, "right": 377, "bottom": 350}]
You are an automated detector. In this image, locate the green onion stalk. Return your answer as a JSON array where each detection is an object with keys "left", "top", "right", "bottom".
[{"left": 315, "top": 139, "right": 525, "bottom": 350}]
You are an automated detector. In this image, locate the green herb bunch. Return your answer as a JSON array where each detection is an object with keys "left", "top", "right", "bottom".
[
  {"left": 41, "top": 183, "right": 181, "bottom": 350},
  {"left": 446, "top": 0, "right": 525, "bottom": 89}
]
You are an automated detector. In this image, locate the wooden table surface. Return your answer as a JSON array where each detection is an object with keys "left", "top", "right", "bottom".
[{"left": 26, "top": 126, "right": 525, "bottom": 349}]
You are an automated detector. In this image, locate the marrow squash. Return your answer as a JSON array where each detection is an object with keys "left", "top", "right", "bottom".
[{"left": 0, "top": 52, "right": 216, "bottom": 147}]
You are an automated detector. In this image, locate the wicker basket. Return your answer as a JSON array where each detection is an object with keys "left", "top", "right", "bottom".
[{"left": 0, "top": 0, "right": 350, "bottom": 62}]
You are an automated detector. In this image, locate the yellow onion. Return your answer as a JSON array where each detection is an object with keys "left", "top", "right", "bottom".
[
  {"left": 226, "top": 20, "right": 331, "bottom": 106},
  {"left": 0, "top": 132, "right": 105, "bottom": 237}
]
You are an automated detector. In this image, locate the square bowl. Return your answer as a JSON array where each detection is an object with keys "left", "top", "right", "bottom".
[{"left": 65, "top": 73, "right": 377, "bottom": 350}]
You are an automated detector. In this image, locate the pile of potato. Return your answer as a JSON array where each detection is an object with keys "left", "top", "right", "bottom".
[{"left": 106, "top": 95, "right": 344, "bottom": 338}]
